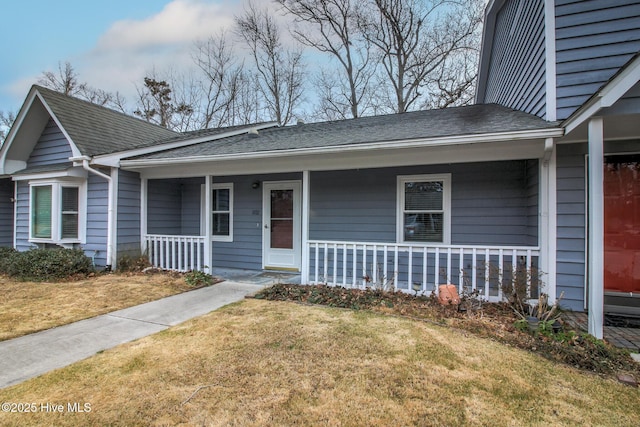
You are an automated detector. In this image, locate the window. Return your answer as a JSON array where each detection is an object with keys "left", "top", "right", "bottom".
[
  {"left": 30, "top": 182, "right": 83, "bottom": 243},
  {"left": 398, "top": 174, "right": 451, "bottom": 244},
  {"left": 201, "top": 183, "right": 234, "bottom": 242}
]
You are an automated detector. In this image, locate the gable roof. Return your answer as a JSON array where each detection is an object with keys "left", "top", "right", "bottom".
[
  {"left": 124, "top": 104, "right": 561, "bottom": 163},
  {"left": 33, "top": 86, "right": 178, "bottom": 156}
]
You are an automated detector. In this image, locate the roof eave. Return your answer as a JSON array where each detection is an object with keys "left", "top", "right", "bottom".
[
  {"left": 92, "top": 121, "right": 279, "bottom": 167},
  {"left": 120, "top": 127, "right": 564, "bottom": 169}
]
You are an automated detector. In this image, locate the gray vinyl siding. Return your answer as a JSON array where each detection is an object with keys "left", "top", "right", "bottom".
[
  {"left": 26, "top": 119, "right": 73, "bottom": 167},
  {"left": 211, "top": 173, "right": 301, "bottom": 271},
  {"left": 15, "top": 182, "right": 30, "bottom": 252},
  {"left": 555, "top": 0, "right": 640, "bottom": 120},
  {"left": 0, "top": 179, "right": 14, "bottom": 247},
  {"left": 555, "top": 143, "right": 587, "bottom": 311},
  {"left": 85, "top": 173, "right": 108, "bottom": 267},
  {"left": 482, "top": 0, "right": 546, "bottom": 118},
  {"left": 310, "top": 161, "right": 538, "bottom": 246},
  {"left": 181, "top": 177, "right": 205, "bottom": 235},
  {"left": 147, "top": 179, "right": 183, "bottom": 235},
  {"left": 117, "top": 170, "right": 141, "bottom": 258}
]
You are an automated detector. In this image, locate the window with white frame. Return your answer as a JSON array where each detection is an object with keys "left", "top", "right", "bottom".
[
  {"left": 30, "top": 181, "right": 84, "bottom": 243},
  {"left": 201, "top": 183, "right": 234, "bottom": 242},
  {"left": 398, "top": 174, "right": 451, "bottom": 244}
]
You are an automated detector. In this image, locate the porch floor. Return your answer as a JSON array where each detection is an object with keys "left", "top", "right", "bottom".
[
  {"left": 211, "top": 268, "right": 301, "bottom": 286},
  {"left": 563, "top": 312, "right": 640, "bottom": 352}
]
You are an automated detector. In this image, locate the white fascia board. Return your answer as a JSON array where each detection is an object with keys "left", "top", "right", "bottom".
[
  {"left": 34, "top": 92, "right": 83, "bottom": 158},
  {"left": 564, "top": 55, "right": 640, "bottom": 135},
  {"left": 121, "top": 127, "right": 564, "bottom": 169},
  {"left": 11, "top": 167, "right": 88, "bottom": 181},
  {"left": 92, "top": 121, "right": 279, "bottom": 167}
]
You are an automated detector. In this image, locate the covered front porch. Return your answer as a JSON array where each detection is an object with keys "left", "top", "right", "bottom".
[{"left": 140, "top": 158, "right": 551, "bottom": 303}]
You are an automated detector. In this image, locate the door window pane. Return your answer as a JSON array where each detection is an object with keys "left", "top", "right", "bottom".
[{"left": 270, "top": 190, "right": 294, "bottom": 249}]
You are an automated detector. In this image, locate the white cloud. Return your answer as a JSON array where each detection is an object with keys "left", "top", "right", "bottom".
[{"left": 95, "top": 0, "right": 237, "bottom": 52}]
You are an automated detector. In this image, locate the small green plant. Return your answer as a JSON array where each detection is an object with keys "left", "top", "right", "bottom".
[
  {"left": 184, "top": 270, "right": 214, "bottom": 287},
  {"left": 0, "top": 247, "right": 18, "bottom": 275}
]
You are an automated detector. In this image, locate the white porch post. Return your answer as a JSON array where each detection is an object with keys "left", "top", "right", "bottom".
[
  {"left": 588, "top": 117, "right": 604, "bottom": 339},
  {"left": 301, "top": 170, "right": 310, "bottom": 284},
  {"left": 204, "top": 175, "right": 212, "bottom": 273},
  {"left": 539, "top": 138, "right": 557, "bottom": 302},
  {"left": 140, "top": 177, "right": 148, "bottom": 254}
]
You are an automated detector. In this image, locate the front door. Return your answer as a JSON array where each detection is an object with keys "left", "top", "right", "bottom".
[
  {"left": 604, "top": 154, "right": 640, "bottom": 296},
  {"left": 263, "top": 181, "right": 301, "bottom": 270}
]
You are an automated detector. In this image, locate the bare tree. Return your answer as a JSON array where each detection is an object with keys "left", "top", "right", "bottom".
[
  {"left": 38, "top": 61, "right": 129, "bottom": 112},
  {"left": 360, "top": 0, "right": 483, "bottom": 113},
  {"left": 235, "top": 2, "right": 306, "bottom": 125},
  {"left": 192, "top": 32, "right": 245, "bottom": 128},
  {"left": 0, "top": 110, "right": 17, "bottom": 144},
  {"left": 276, "top": 0, "right": 375, "bottom": 119}
]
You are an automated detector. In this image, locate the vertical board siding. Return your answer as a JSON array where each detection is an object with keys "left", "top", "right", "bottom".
[
  {"left": 556, "top": 143, "right": 587, "bottom": 311},
  {"left": 117, "top": 170, "right": 141, "bottom": 257},
  {"left": 0, "top": 179, "right": 14, "bottom": 247},
  {"left": 555, "top": 0, "right": 640, "bottom": 120},
  {"left": 85, "top": 173, "right": 108, "bottom": 267},
  {"left": 482, "top": 0, "right": 546, "bottom": 118},
  {"left": 26, "top": 119, "right": 73, "bottom": 167}
]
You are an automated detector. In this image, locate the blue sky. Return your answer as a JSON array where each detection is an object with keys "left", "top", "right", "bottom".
[{"left": 0, "top": 0, "right": 244, "bottom": 114}]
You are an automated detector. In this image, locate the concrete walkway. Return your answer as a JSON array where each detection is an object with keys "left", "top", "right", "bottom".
[{"left": 0, "top": 281, "right": 263, "bottom": 389}]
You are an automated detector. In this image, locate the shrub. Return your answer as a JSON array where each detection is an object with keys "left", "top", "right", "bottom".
[
  {"left": 117, "top": 253, "right": 152, "bottom": 273},
  {"left": 0, "top": 247, "right": 18, "bottom": 275},
  {"left": 6, "top": 248, "right": 94, "bottom": 281},
  {"left": 184, "top": 270, "right": 214, "bottom": 288}
]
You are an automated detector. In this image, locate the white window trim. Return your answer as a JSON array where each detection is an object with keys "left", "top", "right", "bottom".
[
  {"left": 28, "top": 179, "right": 87, "bottom": 245},
  {"left": 200, "top": 183, "right": 234, "bottom": 242},
  {"left": 397, "top": 173, "right": 451, "bottom": 244}
]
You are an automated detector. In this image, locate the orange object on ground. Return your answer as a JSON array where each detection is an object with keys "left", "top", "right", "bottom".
[{"left": 438, "top": 284, "right": 460, "bottom": 306}]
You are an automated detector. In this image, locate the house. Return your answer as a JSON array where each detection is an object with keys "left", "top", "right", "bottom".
[{"left": 0, "top": 0, "right": 638, "bottom": 338}]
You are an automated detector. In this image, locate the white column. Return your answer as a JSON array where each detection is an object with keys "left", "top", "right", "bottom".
[
  {"left": 301, "top": 170, "right": 310, "bottom": 284},
  {"left": 539, "top": 139, "right": 557, "bottom": 302},
  {"left": 204, "top": 175, "right": 212, "bottom": 274},
  {"left": 140, "top": 177, "right": 148, "bottom": 254},
  {"left": 588, "top": 117, "right": 604, "bottom": 339},
  {"left": 109, "top": 167, "right": 119, "bottom": 270}
]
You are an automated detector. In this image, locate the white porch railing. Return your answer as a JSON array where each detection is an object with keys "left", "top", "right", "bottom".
[
  {"left": 143, "top": 234, "right": 206, "bottom": 272},
  {"left": 306, "top": 240, "right": 541, "bottom": 302}
]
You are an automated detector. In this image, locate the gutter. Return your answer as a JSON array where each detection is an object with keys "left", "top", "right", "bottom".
[{"left": 71, "top": 156, "right": 114, "bottom": 270}]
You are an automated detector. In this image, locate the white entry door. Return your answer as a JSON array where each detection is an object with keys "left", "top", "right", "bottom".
[{"left": 263, "top": 181, "right": 302, "bottom": 270}]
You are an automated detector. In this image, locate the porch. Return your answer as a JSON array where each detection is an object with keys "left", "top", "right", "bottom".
[{"left": 140, "top": 159, "right": 550, "bottom": 303}]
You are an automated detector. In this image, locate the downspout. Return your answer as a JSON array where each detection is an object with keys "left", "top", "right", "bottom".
[{"left": 71, "top": 156, "right": 114, "bottom": 270}]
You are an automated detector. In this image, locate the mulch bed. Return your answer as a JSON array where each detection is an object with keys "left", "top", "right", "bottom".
[{"left": 255, "top": 284, "right": 640, "bottom": 379}]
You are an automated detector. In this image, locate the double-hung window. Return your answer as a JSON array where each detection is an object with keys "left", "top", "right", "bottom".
[
  {"left": 30, "top": 182, "right": 83, "bottom": 243},
  {"left": 398, "top": 174, "right": 451, "bottom": 244},
  {"left": 201, "top": 183, "right": 234, "bottom": 242}
]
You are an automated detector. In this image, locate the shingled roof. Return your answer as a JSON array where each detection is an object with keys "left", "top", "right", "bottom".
[
  {"left": 35, "top": 85, "right": 178, "bottom": 156},
  {"left": 128, "top": 104, "right": 561, "bottom": 161}
]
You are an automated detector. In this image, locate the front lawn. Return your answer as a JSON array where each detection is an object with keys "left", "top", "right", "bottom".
[
  {"left": 0, "top": 299, "right": 638, "bottom": 426},
  {"left": 0, "top": 272, "right": 212, "bottom": 341}
]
